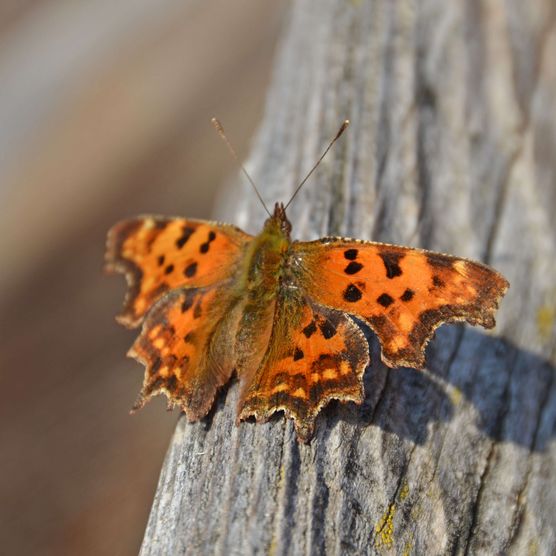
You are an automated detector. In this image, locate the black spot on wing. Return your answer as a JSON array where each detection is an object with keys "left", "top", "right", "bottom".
[
  {"left": 319, "top": 319, "right": 337, "bottom": 339},
  {"left": 344, "top": 261, "right": 363, "bottom": 275},
  {"left": 302, "top": 320, "right": 317, "bottom": 338},
  {"left": 184, "top": 262, "right": 198, "bottom": 278},
  {"left": 343, "top": 284, "right": 363, "bottom": 302},
  {"left": 164, "top": 264, "right": 174, "bottom": 275},
  {"left": 400, "top": 288, "right": 415, "bottom": 302},
  {"left": 176, "top": 226, "right": 195, "bottom": 249},
  {"left": 180, "top": 291, "right": 195, "bottom": 313},
  {"left": 157, "top": 255, "right": 165, "bottom": 266},
  {"left": 344, "top": 248, "right": 358, "bottom": 260},
  {"left": 293, "top": 347, "right": 304, "bottom": 361},
  {"left": 379, "top": 252, "right": 404, "bottom": 279},
  {"left": 377, "top": 293, "right": 394, "bottom": 307},
  {"left": 199, "top": 231, "right": 217, "bottom": 254}
]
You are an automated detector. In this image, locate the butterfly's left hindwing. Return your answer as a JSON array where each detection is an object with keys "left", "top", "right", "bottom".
[{"left": 292, "top": 239, "right": 509, "bottom": 368}]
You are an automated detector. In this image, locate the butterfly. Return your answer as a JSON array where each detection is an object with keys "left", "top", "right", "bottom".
[{"left": 105, "top": 120, "right": 509, "bottom": 442}]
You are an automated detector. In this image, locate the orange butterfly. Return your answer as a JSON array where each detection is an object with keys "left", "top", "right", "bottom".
[{"left": 106, "top": 120, "right": 508, "bottom": 442}]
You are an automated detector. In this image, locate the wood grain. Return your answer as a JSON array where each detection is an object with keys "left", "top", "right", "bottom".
[{"left": 141, "top": 1, "right": 556, "bottom": 554}]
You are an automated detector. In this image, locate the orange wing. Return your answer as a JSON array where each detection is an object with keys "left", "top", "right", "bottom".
[
  {"left": 129, "top": 286, "right": 245, "bottom": 419},
  {"left": 105, "top": 216, "right": 252, "bottom": 327},
  {"left": 238, "top": 297, "right": 369, "bottom": 441},
  {"left": 292, "top": 239, "right": 509, "bottom": 368}
]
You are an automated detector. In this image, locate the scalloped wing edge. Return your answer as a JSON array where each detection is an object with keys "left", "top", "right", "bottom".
[{"left": 237, "top": 315, "right": 369, "bottom": 443}]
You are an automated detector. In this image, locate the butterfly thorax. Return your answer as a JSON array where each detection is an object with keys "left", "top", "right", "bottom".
[{"left": 239, "top": 203, "right": 292, "bottom": 304}]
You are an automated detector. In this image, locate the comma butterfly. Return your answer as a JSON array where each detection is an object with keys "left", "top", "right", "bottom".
[{"left": 106, "top": 120, "right": 509, "bottom": 442}]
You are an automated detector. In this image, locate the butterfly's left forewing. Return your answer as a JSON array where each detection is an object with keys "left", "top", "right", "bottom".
[
  {"left": 105, "top": 216, "right": 252, "bottom": 326},
  {"left": 292, "top": 239, "right": 509, "bottom": 368}
]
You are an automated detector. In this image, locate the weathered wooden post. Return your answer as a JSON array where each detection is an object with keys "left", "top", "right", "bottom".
[{"left": 140, "top": 1, "right": 556, "bottom": 553}]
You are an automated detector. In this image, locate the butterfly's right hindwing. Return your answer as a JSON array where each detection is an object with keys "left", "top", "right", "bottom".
[{"left": 237, "top": 294, "right": 369, "bottom": 441}]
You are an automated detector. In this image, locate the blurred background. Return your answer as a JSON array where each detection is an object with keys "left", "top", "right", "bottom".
[{"left": 0, "top": 1, "right": 287, "bottom": 554}]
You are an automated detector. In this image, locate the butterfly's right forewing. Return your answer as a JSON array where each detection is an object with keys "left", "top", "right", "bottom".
[{"left": 292, "top": 239, "right": 509, "bottom": 368}]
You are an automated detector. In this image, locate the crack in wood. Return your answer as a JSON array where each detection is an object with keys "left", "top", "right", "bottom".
[{"left": 461, "top": 440, "right": 496, "bottom": 556}]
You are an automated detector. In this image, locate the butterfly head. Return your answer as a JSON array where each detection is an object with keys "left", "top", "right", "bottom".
[{"left": 264, "top": 202, "right": 292, "bottom": 238}]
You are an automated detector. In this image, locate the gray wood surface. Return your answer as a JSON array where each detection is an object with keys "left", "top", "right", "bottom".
[{"left": 140, "top": 1, "right": 556, "bottom": 554}]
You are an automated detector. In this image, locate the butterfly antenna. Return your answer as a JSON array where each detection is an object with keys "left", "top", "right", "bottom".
[
  {"left": 284, "top": 119, "right": 350, "bottom": 211},
  {"left": 211, "top": 117, "right": 271, "bottom": 217}
]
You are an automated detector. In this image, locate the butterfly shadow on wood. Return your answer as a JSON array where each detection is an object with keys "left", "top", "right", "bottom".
[{"left": 315, "top": 323, "right": 554, "bottom": 453}]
